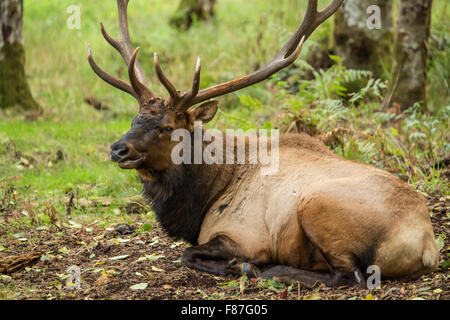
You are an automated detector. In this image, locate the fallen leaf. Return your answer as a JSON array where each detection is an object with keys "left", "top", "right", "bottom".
[
  {"left": 437, "top": 234, "right": 446, "bottom": 251},
  {"left": 280, "top": 288, "right": 288, "bottom": 299},
  {"left": 170, "top": 241, "right": 184, "bottom": 249},
  {"left": 109, "top": 255, "right": 129, "bottom": 261},
  {"left": 68, "top": 220, "right": 82, "bottom": 229},
  {"left": 0, "top": 275, "right": 12, "bottom": 283},
  {"left": 106, "top": 269, "right": 120, "bottom": 275},
  {"left": 303, "top": 294, "right": 321, "bottom": 300},
  {"left": 151, "top": 266, "right": 164, "bottom": 272},
  {"left": 95, "top": 275, "right": 109, "bottom": 286},
  {"left": 135, "top": 254, "right": 165, "bottom": 263},
  {"left": 142, "top": 224, "right": 152, "bottom": 232},
  {"left": 78, "top": 199, "right": 93, "bottom": 207},
  {"left": 433, "top": 289, "right": 443, "bottom": 295},
  {"left": 13, "top": 233, "right": 25, "bottom": 239},
  {"left": 130, "top": 283, "right": 148, "bottom": 290},
  {"left": 58, "top": 247, "right": 69, "bottom": 254}
]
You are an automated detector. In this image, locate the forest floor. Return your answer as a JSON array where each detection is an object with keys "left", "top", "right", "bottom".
[{"left": 0, "top": 195, "right": 448, "bottom": 300}]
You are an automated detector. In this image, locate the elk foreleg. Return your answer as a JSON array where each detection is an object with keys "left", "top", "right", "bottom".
[
  {"left": 260, "top": 265, "right": 366, "bottom": 288},
  {"left": 181, "top": 236, "right": 261, "bottom": 278}
]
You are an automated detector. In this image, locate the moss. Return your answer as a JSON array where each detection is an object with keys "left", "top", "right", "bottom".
[{"left": 0, "top": 42, "right": 39, "bottom": 110}]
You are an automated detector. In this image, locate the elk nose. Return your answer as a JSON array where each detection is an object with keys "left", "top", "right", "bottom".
[{"left": 110, "top": 142, "right": 129, "bottom": 162}]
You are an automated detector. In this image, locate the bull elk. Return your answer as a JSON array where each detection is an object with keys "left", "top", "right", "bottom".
[{"left": 88, "top": 0, "right": 439, "bottom": 287}]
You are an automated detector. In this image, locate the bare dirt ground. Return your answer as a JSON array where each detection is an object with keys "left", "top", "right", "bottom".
[{"left": 0, "top": 197, "right": 448, "bottom": 300}]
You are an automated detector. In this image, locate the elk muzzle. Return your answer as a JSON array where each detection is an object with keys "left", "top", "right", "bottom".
[{"left": 110, "top": 140, "right": 144, "bottom": 169}]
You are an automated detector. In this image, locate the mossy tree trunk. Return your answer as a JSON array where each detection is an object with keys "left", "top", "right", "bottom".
[
  {"left": 170, "top": 0, "right": 216, "bottom": 31},
  {"left": 388, "top": 0, "right": 432, "bottom": 111},
  {"left": 0, "top": 0, "right": 39, "bottom": 110},
  {"left": 333, "top": 0, "right": 393, "bottom": 78}
]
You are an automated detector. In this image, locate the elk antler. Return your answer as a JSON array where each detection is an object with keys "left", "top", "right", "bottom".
[
  {"left": 88, "top": 0, "right": 156, "bottom": 106},
  {"left": 151, "top": 0, "right": 343, "bottom": 111},
  {"left": 89, "top": 0, "right": 343, "bottom": 111},
  {"left": 184, "top": 0, "right": 344, "bottom": 108}
]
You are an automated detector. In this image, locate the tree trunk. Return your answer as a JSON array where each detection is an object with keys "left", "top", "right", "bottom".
[
  {"left": 0, "top": 0, "right": 39, "bottom": 110},
  {"left": 388, "top": 0, "right": 432, "bottom": 111},
  {"left": 170, "top": 0, "right": 216, "bottom": 31},
  {"left": 333, "top": 0, "right": 393, "bottom": 78}
]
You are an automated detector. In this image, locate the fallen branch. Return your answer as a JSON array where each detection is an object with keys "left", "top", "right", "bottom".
[
  {"left": 0, "top": 250, "right": 42, "bottom": 274},
  {"left": 83, "top": 96, "right": 110, "bottom": 111}
]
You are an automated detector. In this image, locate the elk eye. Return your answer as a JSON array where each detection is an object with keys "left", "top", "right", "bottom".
[{"left": 161, "top": 126, "right": 174, "bottom": 133}]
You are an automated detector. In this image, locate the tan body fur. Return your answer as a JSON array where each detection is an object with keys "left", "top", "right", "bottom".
[{"left": 198, "top": 133, "right": 439, "bottom": 279}]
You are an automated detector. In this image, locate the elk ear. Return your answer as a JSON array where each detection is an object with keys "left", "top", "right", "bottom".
[{"left": 187, "top": 100, "right": 218, "bottom": 125}]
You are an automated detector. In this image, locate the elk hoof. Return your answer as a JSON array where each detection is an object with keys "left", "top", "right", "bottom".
[
  {"left": 353, "top": 269, "right": 366, "bottom": 288},
  {"left": 241, "top": 262, "right": 261, "bottom": 278},
  {"left": 228, "top": 258, "right": 237, "bottom": 266}
]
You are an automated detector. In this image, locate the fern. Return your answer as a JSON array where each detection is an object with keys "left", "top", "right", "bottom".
[
  {"left": 356, "top": 140, "right": 378, "bottom": 161},
  {"left": 348, "top": 78, "right": 387, "bottom": 105},
  {"left": 343, "top": 69, "right": 372, "bottom": 83}
]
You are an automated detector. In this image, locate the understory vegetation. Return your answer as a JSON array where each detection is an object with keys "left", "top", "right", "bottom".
[{"left": 0, "top": 0, "right": 448, "bottom": 300}]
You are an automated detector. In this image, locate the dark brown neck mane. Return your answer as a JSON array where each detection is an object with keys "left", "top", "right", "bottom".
[{"left": 140, "top": 145, "right": 239, "bottom": 244}]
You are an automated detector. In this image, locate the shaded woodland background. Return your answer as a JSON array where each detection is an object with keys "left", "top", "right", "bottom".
[{"left": 0, "top": 0, "right": 448, "bottom": 300}]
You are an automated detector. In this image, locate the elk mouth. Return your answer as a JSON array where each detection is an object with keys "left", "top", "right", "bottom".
[{"left": 118, "top": 157, "right": 144, "bottom": 170}]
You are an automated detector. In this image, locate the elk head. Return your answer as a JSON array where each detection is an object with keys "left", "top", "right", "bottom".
[{"left": 88, "top": 0, "right": 343, "bottom": 179}]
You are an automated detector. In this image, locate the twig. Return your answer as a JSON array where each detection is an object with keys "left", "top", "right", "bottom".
[
  {"left": 66, "top": 192, "right": 75, "bottom": 218},
  {"left": 381, "top": 57, "right": 404, "bottom": 111}
]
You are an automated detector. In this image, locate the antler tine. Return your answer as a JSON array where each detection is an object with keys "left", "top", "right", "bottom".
[
  {"left": 100, "top": 0, "right": 149, "bottom": 87},
  {"left": 154, "top": 52, "right": 180, "bottom": 105},
  {"left": 154, "top": 53, "right": 202, "bottom": 110},
  {"left": 87, "top": 43, "right": 139, "bottom": 100},
  {"left": 276, "top": 0, "right": 318, "bottom": 59},
  {"left": 129, "top": 48, "right": 155, "bottom": 105},
  {"left": 89, "top": 0, "right": 156, "bottom": 106},
  {"left": 184, "top": 0, "right": 343, "bottom": 108},
  {"left": 180, "top": 56, "right": 201, "bottom": 107},
  {"left": 281, "top": 0, "right": 344, "bottom": 57}
]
